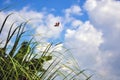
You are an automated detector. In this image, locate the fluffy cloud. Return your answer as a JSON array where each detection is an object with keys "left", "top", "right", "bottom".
[
  {"left": 71, "top": 19, "right": 83, "bottom": 28},
  {"left": 64, "top": 21, "right": 104, "bottom": 71},
  {"left": 0, "top": 7, "right": 63, "bottom": 43},
  {"left": 63, "top": 5, "right": 83, "bottom": 29},
  {"left": 65, "top": 5, "right": 82, "bottom": 17},
  {"left": 85, "top": 0, "right": 120, "bottom": 29},
  {"left": 65, "top": 21, "right": 103, "bottom": 47},
  {"left": 84, "top": 0, "right": 120, "bottom": 79}
]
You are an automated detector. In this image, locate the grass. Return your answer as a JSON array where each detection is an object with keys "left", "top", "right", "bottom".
[{"left": 0, "top": 12, "right": 92, "bottom": 80}]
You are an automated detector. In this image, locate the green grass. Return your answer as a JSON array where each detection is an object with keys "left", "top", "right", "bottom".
[{"left": 0, "top": 12, "right": 92, "bottom": 80}]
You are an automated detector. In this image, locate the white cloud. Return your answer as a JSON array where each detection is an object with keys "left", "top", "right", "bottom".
[
  {"left": 64, "top": 19, "right": 116, "bottom": 80},
  {"left": 84, "top": 0, "right": 120, "bottom": 80},
  {"left": 65, "top": 5, "right": 82, "bottom": 17},
  {"left": 64, "top": 21, "right": 103, "bottom": 70},
  {"left": 84, "top": 0, "right": 97, "bottom": 11},
  {"left": 71, "top": 20, "right": 83, "bottom": 28},
  {"left": 0, "top": 7, "right": 63, "bottom": 43},
  {"left": 65, "top": 21, "right": 103, "bottom": 47},
  {"left": 63, "top": 1, "right": 120, "bottom": 79},
  {"left": 84, "top": 0, "right": 120, "bottom": 29}
]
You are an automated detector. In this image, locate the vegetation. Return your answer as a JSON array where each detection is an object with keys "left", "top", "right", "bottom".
[{"left": 0, "top": 12, "right": 91, "bottom": 80}]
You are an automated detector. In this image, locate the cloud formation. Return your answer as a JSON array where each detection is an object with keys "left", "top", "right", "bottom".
[
  {"left": 0, "top": 7, "right": 63, "bottom": 43},
  {"left": 64, "top": 20, "right": 104, "bottom": 80},
  {"left": 84, "top": 0, "right": 120, "bottom": 80},
  {"left": 65, "top": 5, "right": 82, "bottom": 17}
]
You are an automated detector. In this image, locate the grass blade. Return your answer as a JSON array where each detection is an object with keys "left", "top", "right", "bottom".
[{"left": 0, "top": 13, "right": 13, "bottom": 34}]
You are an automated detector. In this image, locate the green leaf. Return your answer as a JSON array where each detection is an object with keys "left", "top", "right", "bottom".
[{"left": 14, "top": 41, "right": 31, "bottom": 63}]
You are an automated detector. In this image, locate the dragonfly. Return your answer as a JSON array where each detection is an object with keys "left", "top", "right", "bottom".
[{"left": 54, "top": 22, "right": 60, "bottom": 27}]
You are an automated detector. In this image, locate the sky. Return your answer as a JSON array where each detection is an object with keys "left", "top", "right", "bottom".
[{"left": 0, "top": 0, "right": 120, "bottom": 80}]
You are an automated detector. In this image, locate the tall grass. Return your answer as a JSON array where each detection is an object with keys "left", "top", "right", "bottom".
[{"left": 0, "top": 12, "right": 92, "bottom": 80}]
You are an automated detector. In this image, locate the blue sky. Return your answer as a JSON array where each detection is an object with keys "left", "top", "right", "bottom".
[
  {"left": 0, "top": 0, "right": 120, "bottom": 80},
  {"left": 0, "top": 0, "right": 83, "bottom": 11}
]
